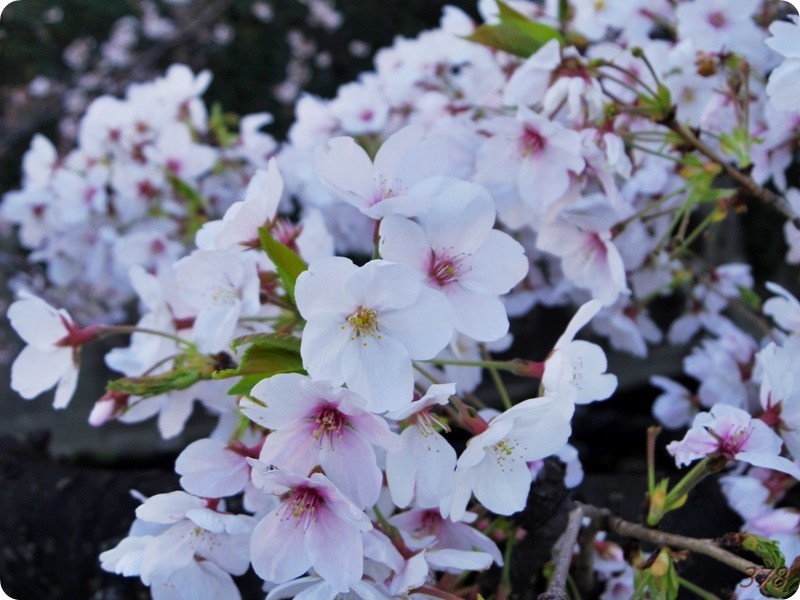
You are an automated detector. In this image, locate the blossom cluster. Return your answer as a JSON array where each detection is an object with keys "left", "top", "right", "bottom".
[{"left": 5, "top": 0, "right": 800, "bottom": 598}]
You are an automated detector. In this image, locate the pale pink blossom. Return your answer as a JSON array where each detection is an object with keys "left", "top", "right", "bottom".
[
  {"left": 8, "top": 292, "right": 95, "bottom": 408},
  {"left": 379, "top": 180, "right": 528, "bottom": 342},
  {"left": 247, "top": 465, "right": 372, "bottom": 592},
  {"left": 666, "top": 404, "right": 800, "bottom": 479},
  {"left": 445, "top": 397, "right": 572, "bottom": 520},
  {"left": 241, "top": 374, "right": 399, "bottom": 508}
]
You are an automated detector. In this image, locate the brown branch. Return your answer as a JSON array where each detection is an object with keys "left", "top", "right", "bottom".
[
  {"left": 539, "top": 504, "right": 585, "bottom": 600},
  {"left": 579, "top": 503, "right": 763, "bottom": 576},
  {"left": 666, "top": 119, "right": 800, "bottom": 230}
]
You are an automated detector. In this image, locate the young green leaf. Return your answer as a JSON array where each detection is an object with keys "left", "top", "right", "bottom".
[
  {"left": 258, "top": 226, "right": 308, "bottom": 303},
  {"left": 465, "top": 0, "right": 562, "bottom": 58}
]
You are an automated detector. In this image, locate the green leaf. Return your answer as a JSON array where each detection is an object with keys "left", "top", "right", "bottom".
[
  {"left": 230, "top": 332, "right": 301, "bottom": 354},
  {"left": 719, "top": 126, "right": 755, "bottom": 169},
  {"left": 738, "top": 285, "right": 762, "bottom": 311},
  {"left": 258, "top": 226, "right": 307, "bottom": 303},
  {"left": 213, "top": 333, "right": 304, "bottom": 381},
  {"left": 227, "top": 375, "right": 265, "bottom": 396},
  {"left": 638, "top": 83, "right": 674, "bottom": 124},
  {"left": 465, "top": 0, "right": 562, "bottom": 58}
]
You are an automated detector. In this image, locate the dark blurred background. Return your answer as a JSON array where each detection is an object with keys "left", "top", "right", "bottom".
[{"left": 0, "top": 2, "right": 788, "bottom": 598}]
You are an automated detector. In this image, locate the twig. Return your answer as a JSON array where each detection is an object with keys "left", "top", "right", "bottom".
[
  {"left": 539, "top": 504, "right": 585, "bottom": 600},
  {"left": 573, "top": 510, "right": 598, "bottom": 594},
  {"left": 665, "top": 119, "right": 800, "bottom": 230},
  {"left": 579, "top": 503, "right": 762, "bottom": 576}
]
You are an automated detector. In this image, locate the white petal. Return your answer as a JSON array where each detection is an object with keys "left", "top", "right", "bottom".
[
  {"left": 7, "top": 294, "right": 69, "bottom": 348},
  {"left": 444, "top": 285, "right": 509, "bottom": 342},
  {"left": 341, "top": 334, "right": 414, "bottom": 412},
  {"left": 306, "top": 507, "right": 364, "bottom": 592},
  {"left": 11, "top": 346, "right": 70, "bottom": 400},
  {"left": 378, "top": 287, "right": 453, "bottom": 359},
  {"left": 246, "top": 373, "right": 320, "bottom": 429},
  {"left": 295, "top": 256, "right": 358, "bottom": 319},
  {"left": 301, "top": 314, "right": 351, "bottom": 385},
  {"left": 251, "top": 511, "right": 312, "bottom": 583},
  {"left": 378, "top": 216, "right": 432, "bottom": 271},
  {"left": 314, "top": 137, "right": 375, "bottom": 212},
  {"left": 459, "top": 229, "right": 529, "bottom": 295}
]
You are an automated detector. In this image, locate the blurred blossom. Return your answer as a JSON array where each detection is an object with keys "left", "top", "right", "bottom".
[
  {"left": 251, "top": 1, "right": 274, "bottom": 22},
  {"left": 142, "top": 1, "right": 176, "bottom": 40},
  {"left": 63, "top": 38, "right": 94, "bottom": 71},
  {"left": 42, "top": 6, "right": 63, "bottom": 24},
  {"left": 315, "top": 51, "right": 332, "bottom": 69},
  {"left": 212, "top": 23, "right": 234, "bottom": 45},
  {"left": 348, "top": 39, "right": 370, "bottom": 57},
  {"left": 28, "top": 76, "right": 52, "bottom": 98},
  {"left": 307, "top": 0, "right": 343, "bottom": 31}
]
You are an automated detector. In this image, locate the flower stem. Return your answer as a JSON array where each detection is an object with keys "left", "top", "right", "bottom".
[
  {"left": 664, "top": 456, "right": 725, "bottom": 510},
  {"left": 646, "top": 426, "right": 660, "bottom": 495},
  {"left": 678, "top": 577, "right": 722, "bottom": 600},
  {"left": 482, "top": 346, "right": 512, "bottom": 410},
  {"left": 99, "top": 325, "right": 194, "bottom": 348},
  {"left": 423, "top": 358, "right": 518, "bottom": 372}
]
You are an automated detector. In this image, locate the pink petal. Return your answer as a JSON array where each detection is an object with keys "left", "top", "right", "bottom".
[
  {"left": 251, "top": 511, "right": 312, "bottom": 584},
  {"left": 306, "top": 506, "right": 364, "bottom": 592},
  {"left": 320, "top": 431, "right": 382, "bottom": 508}
]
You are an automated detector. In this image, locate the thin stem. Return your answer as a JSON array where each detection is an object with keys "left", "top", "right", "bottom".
[
  {"left": 423, "top": 358, "right": 518, "bottom": 372},
  {"left": 580, "top": 503, "right": 761, "bottom": 576},
  {"left": 567, "top": 574, "right": 583, "bottom": 600},
  {"left": 596, "top": 61, "right": 658, "bottom": 97},
  {"left": 99, "top": 325, "right": 193, "bottom": 348},
  {"left": 678, "top": 577, "right": 722, "bottom": 600},
  {"left": 646, "top": 426, "right": 661, "bottom": 494},
  {"left": 629, "top": 142, "right": 682, "bottom": 163},
  {"left": 539, "top": 505, "right": 585, "bottom": 600},
  {"left": 502, "top": 526, "right": 518, "bottom": 589},
  {"left": 634, "top": 49, "right": 663, "bottom": 92},
  {"left": 482, "top": 346, "right": 512, "bottom": 410},
  {"left": 597, "top": 72, "right": 650, "bottom": 99},
  {"left": 372, "top": 505, "right": 398, "bottom": 539},
  {"left": 141, "top": 354, "right": 179, "bottom": 377},
  {"left": 669, "top": 209, "right": 717, "bottom": 259},
  {"left": 663, "top": 456, "right": 725, "bottom": 509},
  {"left": 413, "top": 362, "right": 443, "bottom": 385}
]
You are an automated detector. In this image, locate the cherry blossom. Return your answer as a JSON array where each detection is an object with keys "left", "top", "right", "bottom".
[
  {"left": 666, "top": 404, "right": 800, "bottom": 479},
  {"left": 379, "top": 180, "right": 528, "bottom": 342},
  {"left": 241, "top": 374, "right": 399, "bottom": 508},
  {"left": 247, "top": 465, "right": 372, "bottom": 592},
  {"left": 295, "top": 257, "right": 453, "bottom": 412},
  {"left": 8, "top": 292, "right": 97, "bottom": 408},
  {"left": 445, "top": 396, "right": 572, "bottom": 520}
]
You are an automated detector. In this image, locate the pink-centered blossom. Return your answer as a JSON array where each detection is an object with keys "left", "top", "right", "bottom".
[
  {"left": 8, "top": 292, "right": 99, "bottom": 408},
  {"left": 241, "top": 374, "right": 399, "bottom": 508},
  {"left": 379, "top": 180, "right": 528, "bottom": 342},
  {"left": 666, "top": 404, "right": 800, "bottom": 479},
  {"left": 247, "top": 465, "right": 372, "bottom": 592}
]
